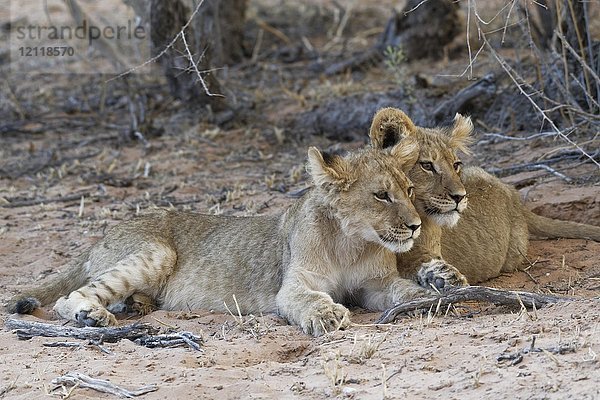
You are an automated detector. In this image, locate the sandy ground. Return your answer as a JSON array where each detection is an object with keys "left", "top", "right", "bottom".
[
  {"left": 1, "top": 126, "right": 599, "bottom": 400},
  {"left": 1, "top": 1, "right": 600, "bottom": 399}
]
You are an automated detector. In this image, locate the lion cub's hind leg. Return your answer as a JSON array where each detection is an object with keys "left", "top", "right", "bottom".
[{"left": 54, "top": 244, "right": 176, "bottom": 327}]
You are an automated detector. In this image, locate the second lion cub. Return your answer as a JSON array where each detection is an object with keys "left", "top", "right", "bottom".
[{"left": 8, "top": 140, "right": 428, "bottom": 336}]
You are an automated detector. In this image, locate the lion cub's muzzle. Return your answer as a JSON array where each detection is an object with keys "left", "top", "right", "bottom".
[
  {"left": 378, "top": 223, "right": 421, "bottom": 253},
  {"left": 427, "top": 194, "right": 468, "bottom": 227},
  {"left": 429, "top": 194, "right": 467, "bottom": 214}
]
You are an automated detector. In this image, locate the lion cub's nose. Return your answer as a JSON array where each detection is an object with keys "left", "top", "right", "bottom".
[
  {"left": 450, "top": 194, "right": 465, "bottom": 204},
  {"left": 408, "top": 223, "right": 421, "bottom": 232}
]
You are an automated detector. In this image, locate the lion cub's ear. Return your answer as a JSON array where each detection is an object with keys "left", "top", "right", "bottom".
[
  {"left": 449, "top": 113, "right": 474, "bottom": 154},
  {"left": 369, "top": 107, "right": 417, "bottom": 149},
  {"left": 307, "top": 147, "right": 351, "bottom": 187},
  {"left": 390, "top": 137, "right": 420, "bottom": 173}
]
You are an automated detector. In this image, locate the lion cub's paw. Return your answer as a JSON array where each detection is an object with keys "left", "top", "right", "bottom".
[
  {"left": 302, "top": 301, "right": 350, "bottom": 337},
  {"left": 417, "top": 259, "right": 469, "bottom": 290},
  {"left": 127, "top": 293, "right": 157, "bottom": 316},
  {"left": 76, "top": 307, "right": 117, "bottom": 327},
  {"left": 54, "top": 296, "right": 117, "bottom": 327}
]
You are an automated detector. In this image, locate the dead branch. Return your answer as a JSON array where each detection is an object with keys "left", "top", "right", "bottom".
[
  {"left": 433, "top": 73, "right": 496, "bottom": 123},
  {"left": 377, "top": 285, "right": 571, "bottom": 324},
  {"left": 135, "top": 331, "right": 203, "bottom": 351},
  {"left": 486, "top": 149, "right": 598, "bottom": 178},
  {"left": 5, "top": 319, "right": 156, "bottom": 342},
  {"left": 51, "top": 372, "right": 157, "bottom": 398},
  {"left": 478, "top": 131, "right": 557, "bottom": 145},
  {"left": 5, "top": 318, "right": 203, "bottom": 351},
  {"left": 44, "top": 340, "right": 112, "bottom": 354},
  {"left": 526, "top": 164, "right": 573, "bottom": 182},
  {"left": 497, "top": 335, "right": 577, "bottom": 366},
  {"left": 1, "top": 192, "right": 107, "bottom": 208}
]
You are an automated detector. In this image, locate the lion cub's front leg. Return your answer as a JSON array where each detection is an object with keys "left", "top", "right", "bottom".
[
  {"left": 417, "top": 259, "right": 469, "bottom": 290},
  {"left": 360, "top": 275, "right": 431, "bottom": 311},
  {"left": 276, "top": 276, "right": 350, "bottom": 337}
]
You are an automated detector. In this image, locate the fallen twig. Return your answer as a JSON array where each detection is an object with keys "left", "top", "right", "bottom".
[
  {"left": 6, "top": 319, "right": 156, "bottom": 342},
  {"left": 135, "top": 332, "right": 203, "bottom": 351},
  {"left": 5, "top": 318, "right": 203, "bottom": 351},
  {"left": 51, "top": 371, "right": 157, "bottom": 398},
  {"left": 486, "top": 150, "right": 599, "bottom": 178},
  {"left": 43, "top": 341, "right": 83, "bottom": 349},
  {"left": 1, "top": 193, "right": 107, "bottom": 208},
  {"left": 377, "top": 285, "right": 571, "bottom": 324},
  {"left": 497, "top": 335, "right": 577, "bottom": 366},
  {"left": 488, "top": 163, "right": 574, "bottom": 183}
]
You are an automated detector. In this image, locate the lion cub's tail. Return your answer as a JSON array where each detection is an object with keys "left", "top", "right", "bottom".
[
  {"left": 524, "top": 209, "right": 600, "bottom": 241},
  {"left": 5, "top": 250, "right": 91, "bottom": 315}
]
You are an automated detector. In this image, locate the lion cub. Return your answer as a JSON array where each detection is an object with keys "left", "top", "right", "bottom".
[
  {"left": 370, "top": 107, "right": 600, "bottom": 285},
  {"left": 369, "top": 108, "right": 472, "bottom": 288},
  {"left": 7, "top": 140, "right": 428, "bottom": 336}
]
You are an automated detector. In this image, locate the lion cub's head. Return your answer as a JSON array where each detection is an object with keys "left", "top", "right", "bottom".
[
  {"left": 307, "top": 139, "right": 422, "bottom": 253},
  {"left": 369, "top": 107, "right": 473, "bottom": 227}
]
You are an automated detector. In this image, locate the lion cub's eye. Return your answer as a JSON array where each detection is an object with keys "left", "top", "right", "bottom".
[
  {"left": 407, "top": 187, "right": 415, "bottom": 197},
  {"left": 453, "top": 161, "right": 463, "bottom": 172},
  {"left": 420, "top": 162, "right": 434, "bottom": 172},
  {"left": 374, "top": 191, "right": 391, "bottom": 202}
]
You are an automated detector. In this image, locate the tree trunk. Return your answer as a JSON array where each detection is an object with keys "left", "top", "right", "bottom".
[{"left": 149, "top": 0, "right": 247, "bottom": 110}]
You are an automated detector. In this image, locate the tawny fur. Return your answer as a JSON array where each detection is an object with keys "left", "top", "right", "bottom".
[
  {"left": 370, "top": 107, "right": 600, "bottom": 285},
  {"left": 440, "top": 166, "right": 600, "bottom": 283},
  {"left": 6, "top": 142, "right": 429, "bottom": 336},
  {"left": 370, "top": 108, "right": 471, "bottom": 288}
]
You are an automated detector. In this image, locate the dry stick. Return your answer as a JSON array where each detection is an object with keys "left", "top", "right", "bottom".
[
  {"left": 5, "top": 319, "right": 155, "bottom": 342},
  {"left": 491, "top": 163, "right": 575, "bottom": 183},
  {"left": 254, "top": 19, "right": 292, "bottom": 45},
  {"left": 135, "top": 332, "right": 203, "bottom": 351},
  {"left": 179, "top": 33, "right": 224, "bottom": 98},
  {"left": 480, "top": 131, "right": 557, "bottom": 142},
  {"left": 480, "top": 32, "right": 600, "bottom": 169},
  {"left": 377, "top": 286, "right": 571, "bottom": 324},
  {"left": 465, "top": 0, "right": 474, "bottom": 79},
  {"left": 486, "top": 150, "right": 597, "bottom": 177},
  {"left": 2, "top": 193, "right": 107, "bottom": 208},
  {"left": 5, "top": 318, "right": 204, "bottom": 351},
  {"left": 403, "top": 0, "right": 430, "bottom": 15},
  {"left": 51, "top": 372, "right": 157, "bottom": 398},
  {"left": 531, "top": 164, "right": 573, "bottom": 182}
]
